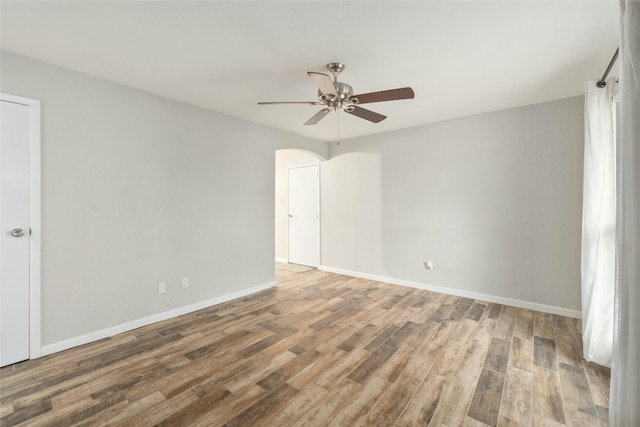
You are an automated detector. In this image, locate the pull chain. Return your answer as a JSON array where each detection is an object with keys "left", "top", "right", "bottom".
[{"left": 337, "top": 109, "right": 340, "bottom": 146}]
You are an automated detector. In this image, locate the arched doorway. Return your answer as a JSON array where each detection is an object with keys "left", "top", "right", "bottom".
[{"left": 275, "top": 149, "right": 324, "bottom": 268}]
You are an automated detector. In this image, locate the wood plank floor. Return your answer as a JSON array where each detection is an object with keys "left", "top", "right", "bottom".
[{"left": 0, "top": 266, "right": 610, "bottom": 426}]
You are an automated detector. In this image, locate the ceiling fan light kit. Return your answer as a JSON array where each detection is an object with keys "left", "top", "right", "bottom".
[{"left": 258, "top": 63, "right": 414, "bottom": 126}]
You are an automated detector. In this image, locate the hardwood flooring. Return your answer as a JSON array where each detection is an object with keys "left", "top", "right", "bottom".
[{"left": 0, "top": 266, "right": 610, "bottom": 426}]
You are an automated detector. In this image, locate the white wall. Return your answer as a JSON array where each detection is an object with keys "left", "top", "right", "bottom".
[
  {"left": 321, "top": 97, "right": 584, "bottom": 313},
  {"left": 274, "top": 149, "right": 321, "bottom": 262},
  {"left": 0, "top": 50, "right": 327, "bottom": 349}
]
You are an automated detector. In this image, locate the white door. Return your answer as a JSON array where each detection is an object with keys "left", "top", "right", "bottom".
[
  {"left": 288, "top": 164, "right": 319, "bottom": 267},
  {"left": 1, "top": 99, "right": 32, "bottom": 366}
]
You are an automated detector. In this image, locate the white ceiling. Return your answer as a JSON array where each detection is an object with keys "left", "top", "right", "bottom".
[{"left": 1, "top": 1, "right": 619, "bottom": 142}]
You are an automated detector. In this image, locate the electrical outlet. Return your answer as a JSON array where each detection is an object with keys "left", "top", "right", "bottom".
[
  {"left": 158, "top": 281, "right": 166, "bottom": 294},
  {"left": 424, "top": 261, "right": 434, "bottom": 271},
  {"left": 182, "top": 277, "right": 189, "bottom": 288}
]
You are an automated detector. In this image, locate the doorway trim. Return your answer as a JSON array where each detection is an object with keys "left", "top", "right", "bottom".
[{"left": 1, "top": 93, "right": 42, "bottom": 359}]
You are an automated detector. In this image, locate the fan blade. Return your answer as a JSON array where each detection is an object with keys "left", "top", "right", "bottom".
[
  {"left": 307, "top": 72, "right": 338, "bottom": 97},
  {"left": 258, "top": 101, "right": 322, "bottom": 105},
  {"left": 304, "top": 108, "right": 332, "bottom": 125},
  {"left": 345, "top": 106, "right": 386, "bottom": 123},
  {"left": 351, "top": 87, "right": 414, "bottom": 104}
]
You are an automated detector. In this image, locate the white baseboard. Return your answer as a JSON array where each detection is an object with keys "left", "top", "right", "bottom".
[
  {"left": 275, "top": 257, "right": 288, "bottom": 263},
  {"left": 319, "top": 265, "right": 581, "bottom": 319},
  {"left": 40, "top": 281, "right": 276, "bottom": 357}
]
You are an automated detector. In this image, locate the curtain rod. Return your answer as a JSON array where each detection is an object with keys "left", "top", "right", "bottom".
[{"left": 597, "top": 47, "right": 619, "bottom": 88}]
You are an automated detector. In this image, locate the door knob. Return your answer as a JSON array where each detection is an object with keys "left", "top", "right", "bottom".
[
  {"left": 288, "top": 214, "right": 293, "bottom": 218},
  {"left": 11, "top": 228, "right": 24, "bottom": 238}
]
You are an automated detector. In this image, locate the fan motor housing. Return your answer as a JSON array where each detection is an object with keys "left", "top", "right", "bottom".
[{"left": 318, "top": 82, "right": 353, "bottom": 106}]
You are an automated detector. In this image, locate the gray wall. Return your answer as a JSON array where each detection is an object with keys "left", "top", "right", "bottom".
[
  {"left": 1, "top": 48, "right": 585, "bottom": 351},
  {"left": 1, "top": 51, "right": 327, "bottom": 346},
  {"left": 321, "top": 97, "right": 584, "bottom": 311}
]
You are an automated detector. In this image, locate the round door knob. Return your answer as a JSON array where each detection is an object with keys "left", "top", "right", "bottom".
[{"left": 11, "top": 228, "right": 25, "bottom": 238}]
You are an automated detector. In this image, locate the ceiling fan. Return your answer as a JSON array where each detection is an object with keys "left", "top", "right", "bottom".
[{"left": 258, "top": 63, "right": 415, "bottom": 126}]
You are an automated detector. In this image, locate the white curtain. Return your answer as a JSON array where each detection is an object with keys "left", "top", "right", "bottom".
[
  {"left": 611, "top": 1, "right": 640, "bottom": 425},
  {"left": 581, "top": 78, "right": 617, "bottom": 367}
]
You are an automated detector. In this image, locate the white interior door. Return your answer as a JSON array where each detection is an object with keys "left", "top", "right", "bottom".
[
  {"left": 288, "top": 164, "right": 319, "bottom": 267},
  {"left": 1, "top": 99, "right": 32, "bottom": 366}
]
